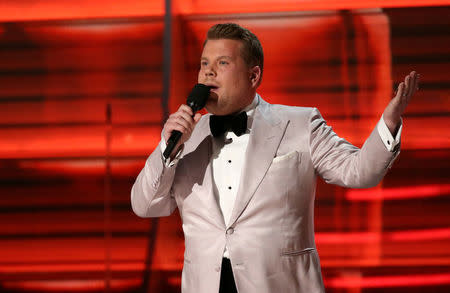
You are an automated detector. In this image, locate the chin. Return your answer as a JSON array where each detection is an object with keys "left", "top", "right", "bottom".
[
  {"left": 206, "top": 107, "right": 223, "bottom": 115},
  {"left": 205, "top": 105, "right": 229, "bottom": 116}
]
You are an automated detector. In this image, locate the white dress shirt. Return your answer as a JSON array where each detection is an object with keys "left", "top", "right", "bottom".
[
  {"left": 160, "top": 94, "right": 401, "bottom": 258},
  {"left": 209, "top": 96, "right": 259, "bottom": 258}
]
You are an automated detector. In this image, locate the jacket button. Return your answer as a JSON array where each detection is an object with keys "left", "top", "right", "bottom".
[
  {"left": 215, "top": 266, "right": 221, "bottom": 272},
  {"left": 226, "top": 228, "right": 234, "bottom": 235}
]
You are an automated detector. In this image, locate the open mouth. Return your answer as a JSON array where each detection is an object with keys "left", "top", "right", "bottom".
[{"left": 207, "top": 87, "right": 219, "bottom": 100}]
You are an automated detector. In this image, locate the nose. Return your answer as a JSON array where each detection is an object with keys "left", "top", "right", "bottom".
[{"left": 204, "top": 64, "right": 216, "bottom": 77}]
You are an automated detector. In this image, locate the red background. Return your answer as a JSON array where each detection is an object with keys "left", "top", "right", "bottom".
[{"left": 0, "top": 1, "right": 449, "bottom": 292}]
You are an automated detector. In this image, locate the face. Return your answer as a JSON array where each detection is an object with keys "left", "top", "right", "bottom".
[{"left": 198, "top": 39, "right": 260, "bottom": 115}]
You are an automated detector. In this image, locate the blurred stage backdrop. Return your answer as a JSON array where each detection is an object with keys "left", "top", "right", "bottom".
[{"left": 0, "top": 0, "right": 449, "bottom": 292}]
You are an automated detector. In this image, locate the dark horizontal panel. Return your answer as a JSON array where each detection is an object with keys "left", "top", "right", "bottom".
[
  {"left": 393, "top": 54, "right": 450, "bottom": 65},
  {"left": 0, "top": 209, "right": 146, "bottom": 229},
  {"left": 0, "top": 98, "right": 163, "bottom": 125},
  {"left": 0, "top": 36, "right": 164, "bottom": 50},
  {"left": 0, "top": 65, "right": 163, "bottom": 76},
  {"left": 0, "top": 181, "right": 141, "bottom": 209},
  {"left": 0, "top": 41, "right": 164, "bottom": 72},
  {"left": 392, "top": 63, "right": 450, "bottom": 82},
  {"left": 383, "top": 169, "right": 449, "bottom": 188},
  {"left": 389, "top": 26, "right": 450, "bottom": 37},
  {"left": 381, "top": 240, "right": 450, "bottom": 258},
  {"left": 0, "top": 232, "right": 152, "bottom": 240},
  {"left": 404, "top": 112, "right": 450, "bottom": 118},
  {"left": 0, "top": 203, "right": 131, "bottom": 214},
  {"left": 398, "top": 81, "right": 450, "bottom": 90},
  {"left": 0, "top": 73, "right": 162, "bottom": 100},
  {"left": 315, "top": 198, "right": 450, "bottom": 232},
  {"left": 0, "top": 92, "right": 163, "bottom": 102},
  {"left": 326, "top": 265, "right": 450, "bottom": 276},
  {"left": 382, "top": 200, "right": 450, "bottom": 231},
  {"left": 0, "top": 71, "right": 163, "bottom": 85},
  {"left": 0, "top": 72, "right": 163, "bottom": 99},
  {"left": 386, "top": 6, "right": 450, "bottom": 26},
  {"left": 0, "top": 121, "right": 159, "bottom": 129},
  {"left": 0, "top": 258, "right": 145, "bottom": 267},
  {"left": 0, "top": 271, "right": 142, "bottom": 282},
  {"left": 388, "top": 149, "right": 450, "bottom": 169},
  {"left": 403, "top": 91, "right": 450, "bottom": 116},
  {"left": 391, "top": 36, "right": 450, "bottom": 56},
  {"left": 318, "top": 238, "right": 450, "bottom": 259}
]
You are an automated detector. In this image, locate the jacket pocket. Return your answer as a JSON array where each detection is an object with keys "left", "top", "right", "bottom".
[{"left": 272, "top": 150, "right": 299, "bottom": 164}]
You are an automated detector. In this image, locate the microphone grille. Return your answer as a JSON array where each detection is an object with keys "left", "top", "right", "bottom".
[{"left": 187, "top": 84, "right": 210, "bottom": 112}]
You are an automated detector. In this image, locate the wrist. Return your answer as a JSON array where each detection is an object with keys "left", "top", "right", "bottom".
[{"left": 383, "top": 114, "right": 401, "bottom": 136}]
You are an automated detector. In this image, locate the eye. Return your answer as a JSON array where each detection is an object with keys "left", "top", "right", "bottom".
[
  {"left": 219, "top": 60, "right": 229, "bottom": 65},
  {"left": 200, "top": 61, "right": 208, "bottom": 67}
]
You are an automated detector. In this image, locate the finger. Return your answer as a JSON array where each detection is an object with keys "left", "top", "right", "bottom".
[
  {"left": 167, "top": 121, "right": 190, "bottom": 135},
  {"left": 407, "top": 72, "right": 416, "bottom": 97},
  {"left": 404, "top": 75, "right": 411, "bottom": 98},
  {"left": 409, "top": 71, "right": 420, "bottom": 100},
  {"left": 193, "top": 113, "right": 202, "bottom": 124},
  {"left": 403, "top": 77, "right": 412, "bottom": 104},
  {"left": 169, "top": 115, "right": 194, "bottom": 132},
  {"left": 163, "top": 121, "right": 186, "bottom": 143},
  {"left": 394, "top": 82, "right": 405, "bottom": 101},
  {"left": 178, "top": 104, "right": 194, "bottom": 116},
  {"left": 169, "top": 107, "right": 196, "bottom": 123},
  {"left": 174, "top": 109, "right": 196, "bottom": 126}
]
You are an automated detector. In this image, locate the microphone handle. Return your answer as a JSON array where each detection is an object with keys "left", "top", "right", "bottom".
[
  {"left": 163, "top": 130, "right": 183, "bottom": 159},
  {"left": 162, "top": 83, "right": 209, "bottom": 160}
]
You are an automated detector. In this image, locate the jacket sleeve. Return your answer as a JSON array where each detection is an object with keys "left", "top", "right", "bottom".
[
  {"left": 130, "top": 141, "right": 178, "bottom": 218},
  {"left": 309, "top": 108, "right": 400, "bottom": 188}
]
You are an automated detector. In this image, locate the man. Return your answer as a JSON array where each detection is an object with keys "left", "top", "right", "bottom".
[{"left": 131, "top": 23, "right": 419, "bottom": 293}]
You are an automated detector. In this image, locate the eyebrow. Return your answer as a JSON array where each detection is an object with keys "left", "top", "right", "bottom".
[{"left": 201, "top": 55, "right": 232, "bottom": 60}]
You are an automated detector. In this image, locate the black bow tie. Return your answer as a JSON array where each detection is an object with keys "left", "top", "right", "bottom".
[{"left": 210, "top": 111, "right": 248, "bottom": 137}]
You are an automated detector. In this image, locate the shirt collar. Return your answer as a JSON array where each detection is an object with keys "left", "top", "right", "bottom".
[{"left": 241, "top": 94, "right": 259, "bottom": 131}]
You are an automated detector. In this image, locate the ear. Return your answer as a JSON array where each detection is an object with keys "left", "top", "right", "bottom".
[{"left": 249, "top": 65, "right": 261, "bottom": 88}]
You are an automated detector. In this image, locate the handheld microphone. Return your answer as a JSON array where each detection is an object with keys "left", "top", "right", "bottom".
[{"left": 163, "top": 84, "right": 210, "bottom": 159}]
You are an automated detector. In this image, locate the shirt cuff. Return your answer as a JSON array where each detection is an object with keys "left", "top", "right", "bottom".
[
  {"left": 377, "top": 114, "right": 402, "bottom": 152},
  {"left": 160, "top": 133, "right": 184, "bottom": 167}
]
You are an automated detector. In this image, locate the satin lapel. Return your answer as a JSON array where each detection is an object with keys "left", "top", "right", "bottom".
[
  {"left": 202, "top": 145, "right": 226, "bottom": 229},
  {"left": 188, "top": 115, "right": 226, "bottom": 228},
  {"left": 228, "top": 101, "right": 288, "bottom": 227}
]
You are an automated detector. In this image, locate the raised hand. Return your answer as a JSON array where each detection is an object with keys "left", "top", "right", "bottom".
[{"left": 383, "top": 71, "right": 420, "bottom": 135}]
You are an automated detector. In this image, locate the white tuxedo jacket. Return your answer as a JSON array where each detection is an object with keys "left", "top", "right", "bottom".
[{"left": 131, "top": 98, "right": 399, "bottom": 293}]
